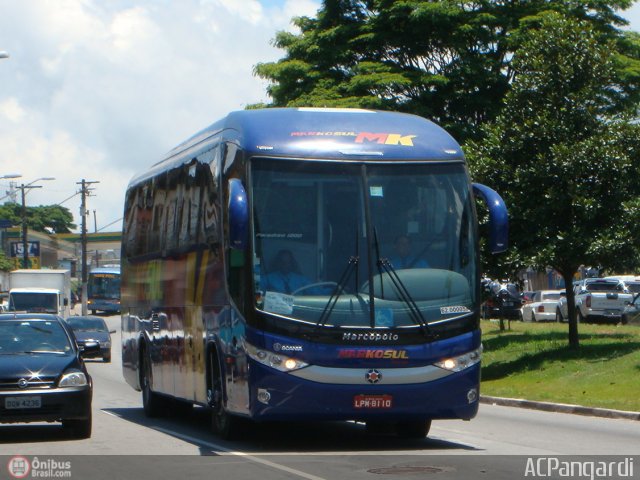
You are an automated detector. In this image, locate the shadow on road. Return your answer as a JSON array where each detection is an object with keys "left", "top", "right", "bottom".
[
  {"left": 0, "top": 424, "right": 73, "bottom": 444},
  {"left": 104, "top": 406, "right": 480, "bottom": 454}
]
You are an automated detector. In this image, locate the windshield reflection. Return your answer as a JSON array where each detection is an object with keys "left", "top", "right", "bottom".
[{"left": 251, "top": 159, "right": 477, "bottom": 329}]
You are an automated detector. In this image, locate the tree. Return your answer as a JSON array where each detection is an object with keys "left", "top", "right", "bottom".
[
  {"left": 467, "top": 12, "right": 640, "bottom": 348},
  {"left": 253, "top": 0, "right": 640, "bottom": 142},
  {"left": 0, "top": 203, "right": 76, "bottom": 234}
]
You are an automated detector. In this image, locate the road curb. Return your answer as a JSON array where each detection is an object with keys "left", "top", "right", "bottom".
[{"left": 480, "top": 395, "right": 640, "bottom": 421}]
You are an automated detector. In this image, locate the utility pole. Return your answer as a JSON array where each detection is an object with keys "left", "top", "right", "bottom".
[{"left": 78, "top": 179, "right": 99, "bottom": 315}]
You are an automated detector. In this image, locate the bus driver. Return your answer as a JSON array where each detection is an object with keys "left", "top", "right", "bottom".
[{"left": 262, "top": 249, "right": 314, "bottom": 295}]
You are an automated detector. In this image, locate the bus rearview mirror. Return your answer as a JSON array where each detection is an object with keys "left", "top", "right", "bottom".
[{"left": 472, "top": 183, "right": 508, "bottom": 254}]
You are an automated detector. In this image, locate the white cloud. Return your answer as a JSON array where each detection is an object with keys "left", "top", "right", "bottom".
[
  {"left": 0, "top": 0, "right": 321, "bottom": 231},
  {"left": 0, "top": 98, "right": 26, "bottom": 123}
]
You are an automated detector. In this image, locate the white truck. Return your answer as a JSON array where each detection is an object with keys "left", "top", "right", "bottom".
[
  {"left": 7, "top": 269, "right": 72, "bottom": 318},
  {"left": 556, "top": 278, "right": 632, "bottom": 323}
]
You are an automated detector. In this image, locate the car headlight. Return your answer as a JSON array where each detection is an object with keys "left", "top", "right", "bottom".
[
  {"left": 58, "top": 370, "right": 88, "bottom": 387},
  {"left": 245, "top": 342, "right": 308, "bottom": 372},
  {"left": 434, "top": 347, "right": 482, "bottom": 372}
]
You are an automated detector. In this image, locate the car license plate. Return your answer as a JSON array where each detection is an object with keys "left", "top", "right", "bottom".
[
  {"left": 354, "top": 394, "right": 392, "bottom": 409},
  {"left": 5, "top": 396, "right": 42, "bottom": 409}
]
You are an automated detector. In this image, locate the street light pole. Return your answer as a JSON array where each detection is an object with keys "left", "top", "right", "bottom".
[
  {"left": 17, "top": 177, "right": 55, "bottom": 269},
  {"left": 19, "top": 184, "right": 42, "bottom": 268}
]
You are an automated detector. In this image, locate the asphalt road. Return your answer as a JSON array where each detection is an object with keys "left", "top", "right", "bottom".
[{"left": 0, "top": 312, "right": 638, "bottom": 480}]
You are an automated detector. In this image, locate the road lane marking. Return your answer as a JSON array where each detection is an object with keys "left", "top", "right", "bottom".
[
  {"left": 102, "top": 411, "right": 326, "bottom": 479},
  {"left": 153, "top": 427, "right": 327, "bottom": 480}
]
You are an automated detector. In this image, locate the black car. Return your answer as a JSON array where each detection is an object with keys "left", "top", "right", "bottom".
[
  {"left": 65, "top": 316, "right": 115, "bottom": 363},
  {"left": 0, "top": 313, "right": 96, "bottom": 438},
  {"left": 482, "top": 282, "right": 523, "bottom": 319}
]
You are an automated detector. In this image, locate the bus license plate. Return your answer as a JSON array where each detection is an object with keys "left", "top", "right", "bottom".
[
  {"left": 5, "top": 396, "right": 42, "bottom": 409},
  {"left": 354, "top": 394, "right": 392, "bottom": 409}
]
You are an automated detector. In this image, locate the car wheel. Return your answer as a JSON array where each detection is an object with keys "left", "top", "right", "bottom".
[
  {"left": 103, "top": 351, "right": 111, "bottom": 363},
  {"left": 63, "top": 413, "right": 92, "bottom": 439},
  {"left": 396, "top": 420, "right": 431, "bottom": 439},
  {"left": 556, "top": 308, "right": 563, "bottom": 323},
  {"left": 91, "top": 309, "right": 96, "bottom": 315}
]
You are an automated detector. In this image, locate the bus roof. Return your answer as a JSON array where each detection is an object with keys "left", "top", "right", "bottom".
[
  {"left": 131, "top": 108, "right": 464, "bottom": 186},
  {"left": 90, "top": 266, "right": 121, "bottom": 274}
]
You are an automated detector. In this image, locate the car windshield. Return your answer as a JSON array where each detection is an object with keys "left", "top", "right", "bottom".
[
  {"left": 626, "top": 282, "right": 640, "bottom": 294},
  {"left": 251, "top": 159, "right": 477, "bottom": 328},
  {"left": 586, "top": 282, "right": 622, "bottom": 292},
  {"left": 541, "top": 292, "right": 561, "bottom": 301},
  {"left": 8, "top": 292, "right": 58, "bottom": 313},
  {"left": 66, "top": 317, "right": 107, "bottom": 332},
  {"left": 0, "top": 321, "right": 73, "bottom": 354}
]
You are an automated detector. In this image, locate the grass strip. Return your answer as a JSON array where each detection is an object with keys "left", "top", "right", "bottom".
[{"left": 480, "top": 320, "right": 640, "bottom": 412}]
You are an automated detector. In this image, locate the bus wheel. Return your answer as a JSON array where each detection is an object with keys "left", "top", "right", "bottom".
[
  {"left": 140, "top": 347, "right": 168, "bottom": 417},
  {"left": 395, "top": 420, "right": 431, "bottom": 439}
]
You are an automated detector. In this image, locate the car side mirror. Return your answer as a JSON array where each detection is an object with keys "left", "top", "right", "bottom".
[{"left": 109, "top": 330, "right": 116, "bottom": 334}]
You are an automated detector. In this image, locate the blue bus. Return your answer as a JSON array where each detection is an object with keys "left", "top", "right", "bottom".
[
  {"left": 87, "top": 265, "right": 121, "bottom": 314},
  {"left": 121, "top": 108, "right": 508, "bottom": 439}
]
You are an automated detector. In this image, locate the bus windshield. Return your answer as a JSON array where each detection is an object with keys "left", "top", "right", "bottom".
[
  {"left": 251, "top": 159, "right": 477, "bottom": 329},
  {"left": 88, "top": 273, "right": 121, "bottom": 299}
]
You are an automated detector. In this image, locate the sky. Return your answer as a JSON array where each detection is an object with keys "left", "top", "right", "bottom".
[{"left": 1, "top": 0, "right": 639, "bottom": 234}]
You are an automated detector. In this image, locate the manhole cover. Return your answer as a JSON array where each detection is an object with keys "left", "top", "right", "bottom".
[{"left": 368, "top": 466, "right": 450, "bottom": 475}]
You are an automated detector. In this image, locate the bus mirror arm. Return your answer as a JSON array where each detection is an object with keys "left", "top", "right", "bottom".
[
  {"left": 228, "top": 178, "right": 249, "bottom": 250},
  {"left": 472, "top": 183, "right": 508, "bottom": 254}
]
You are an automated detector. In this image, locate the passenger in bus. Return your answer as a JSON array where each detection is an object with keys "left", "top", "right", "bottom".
[
  {"left": 262, "top": 249, "right": 319, "bottom": 295},
  {"left": 388, "top": 235, "right": 429, "bottom": 269}
]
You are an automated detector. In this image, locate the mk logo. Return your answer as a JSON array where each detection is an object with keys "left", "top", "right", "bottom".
[{"left": 354, "top": 132, "right": 417, "bottom": 146}]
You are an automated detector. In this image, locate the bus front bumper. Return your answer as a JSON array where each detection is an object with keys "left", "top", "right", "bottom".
[{"left": 248, "top": 362, "right": 480, "bottom": 422}]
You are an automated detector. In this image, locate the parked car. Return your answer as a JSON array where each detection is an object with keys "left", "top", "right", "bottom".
[
  {"left": 0, "top": 313, "right": 96, "bottom": 438},
  {"left": 482, "top": 282, "right": 523, "bottom": 319},
  {"left": 556, "top": 278, "right": 632, "bottom": 323},
  {"left": 621, "top": 293, "right": 640, "bottom": 325},
  {"left": 521, "top": 290, "right": 565, "bottom": 322},
  {"left": 65, "top": 316, "right": 115, "bottom": 363}
]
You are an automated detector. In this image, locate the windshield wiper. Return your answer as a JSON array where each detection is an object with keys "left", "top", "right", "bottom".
[
  {"left": 373, "top": 229, "right": 436, "bottom": 339},
  {"left": 315, "top": 229, "right": 360, "bottom": 329},
  {"left": 24, "top": 350, "right": 67, "bottom": 355}
]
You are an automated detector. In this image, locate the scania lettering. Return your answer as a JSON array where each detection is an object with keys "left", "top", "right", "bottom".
[{"left": 121, "top": 108, "right": 508, "bottom": 440}]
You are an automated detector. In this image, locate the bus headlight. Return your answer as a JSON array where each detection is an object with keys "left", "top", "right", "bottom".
[
  {"left": 434, "top": 347, "right": 482, "bottom": 372},
  {"left": 246, "top": 342, "right": 308, "bottom": 372}
]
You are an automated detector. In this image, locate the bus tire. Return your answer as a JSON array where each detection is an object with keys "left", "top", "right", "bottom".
[
  {"left": 209, "top": 350, "right": 243, "bottom": 440},
  {"left": 395, "top": 420, "right": 431, "bottom": 439},
  {"left": 140, "top": 345, "right": 169, "bottom": 417}
]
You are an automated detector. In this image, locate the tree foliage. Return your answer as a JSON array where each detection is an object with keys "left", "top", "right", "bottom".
[
  {"left": 253, "top": 0, "right": 640, "bottom": 142},
  {"left": 0, "top": 203, "right": 76, "bottom": 234},
  {"left": 466, "top": 12, "right": 640, "bottom": 347}
]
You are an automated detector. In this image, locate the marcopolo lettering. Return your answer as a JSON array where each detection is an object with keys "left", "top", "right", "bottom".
[{"left": 342, "top": 332, "right": 400, "bottom": 341}]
